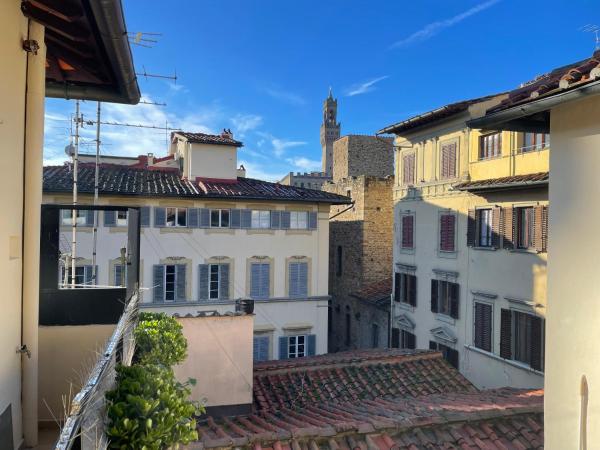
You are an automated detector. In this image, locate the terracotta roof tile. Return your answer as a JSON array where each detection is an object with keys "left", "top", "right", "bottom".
[
  {"left": 173, "top": 131, "right": 243, "bottom": 147},
  {"left": 453, "top": 172, "right": 548, "bottom": 192}
]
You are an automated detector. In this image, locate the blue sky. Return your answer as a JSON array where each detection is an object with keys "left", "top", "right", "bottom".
[{"left": 44, "top": 0, "right": 600, "bottom": 181}]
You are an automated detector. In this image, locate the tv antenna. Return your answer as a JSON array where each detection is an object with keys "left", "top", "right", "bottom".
[
  {"left": 136, "top": 65, "right": 177, "bottom": 83},
  {"left": 139, "top": 100, "right": 167, "bottom": 106},
  {"left": 581, "top": 24, "right": 600, "bottom": 50},
  {"left": 128, "top": 31, "right": 162, "bottom": 48}
]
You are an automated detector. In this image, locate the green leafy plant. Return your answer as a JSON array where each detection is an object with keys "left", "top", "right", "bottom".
[
  {"left": 106, "top": 364, "right": 202, "bottom": 449},
  {"left": 134, "top": 312, "right": 187, "bottom": 366}
]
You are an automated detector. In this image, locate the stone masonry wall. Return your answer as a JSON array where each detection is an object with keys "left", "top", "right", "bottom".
[{"left": 332, "top": 135, "right": 394, "bottom": 183}]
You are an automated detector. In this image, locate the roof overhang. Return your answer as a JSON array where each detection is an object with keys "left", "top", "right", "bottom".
[
  {"left": 468, "top": 79, "right": 600, "bottom": 133},
  {"left": 453, "top": 180, "right": 549, "bottom": 193},
  {"left": 22, "top": 0, "right": 140, "bottom": 104}
]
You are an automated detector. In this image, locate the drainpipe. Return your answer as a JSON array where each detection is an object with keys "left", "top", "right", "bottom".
[{"left": 21, "top": 19, "right": 45, "bottom": 447}]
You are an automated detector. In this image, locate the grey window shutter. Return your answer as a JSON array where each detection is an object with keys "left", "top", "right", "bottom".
[
  {"left": 84, "top": 265, "right": 94, "bottom": 286},
  {"left": 270, "top": 211, "right": 281, "bottom": 229},
  {"left": 176, "top": 264, "right": 186, "bottom": 301},
  {"left": 241, "top": 209, "right": 252, "bottom": 228},
  {"left": 449, "top": 282, "right": 460, "bottom": 319},
  {"left": 250, "top": 264, "right": 261, "bottom": 298},
  {"left": 198, "top": 264, "right": 209, "bottom": 300},
  {"left": 530, "top": 316, "right": 543, "bottom": 371},
  {"left": 199, "top": 208, "right": 210, "bottom": 228},
  {"left": 188, "top": 208, "right": 199, "bottom": 228},
  {"left": 500, "top": 309, "right": 512, "bottom": 359},
  {"left": 281, "top": 211, "right": 291, "bottom": 229},
  {"left": 140, "top": 207, "right": 151, "bottom": 227},
  {"left": 230, "top": 209, "right": 241, "bottom": 228},
  {"left": 308, "top": 212, "right": 318, "bottom": 230},
  {"left": 154, "top": 207, "right": 166, "bottom": 227},
  {"left": 289, "top": 262, "right": 299, "bottom": 297},
  {"left": 394, "top": 272, "right": 401, "bottom": 302},
  {"left": 307, "top": 334, "right": 316, "bottom": 356},
  {"left": 279, "top": 336, "right": 289, "bottom": 359},
  {"left": 153, "top": 265, "right": 165, "bottom": 302},
  {"left": 260, "top": 264, "right": 270, "bottom": 298},
  {"left": 115, "top": 264, "right": 123, "bottom": 287},
  {"left": 431, "top": 279, "right": 439, "bottom": 313},
  {"left": 85, "top": 210, "right": 95, "bottom": 226},
  {"left": 298, "top": 262, "right": 308, "bottom": 297},
  {"left": 409, "top": 275, "right": 417, "bottom": 306},
  {"left": 104, "top": 210, "right": 116, "bottom": 227},
  {"left": 219, "top": 263, "right": 230, "bottom": 300},
  {"left": 254, "top": 336, "right": 269, "bottom": 361}
]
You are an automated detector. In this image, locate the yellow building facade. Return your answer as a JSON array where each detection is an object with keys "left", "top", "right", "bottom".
[{"left": 380, "top": 94, "right": 548, "bottom": 389}]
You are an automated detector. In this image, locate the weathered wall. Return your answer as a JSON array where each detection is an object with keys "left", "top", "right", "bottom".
[
  {"left": 332, "top": 135, "right": 394, "bottom": 183},
  {"left": 544, "top": 93, "right": 600, "bottom": 450}
]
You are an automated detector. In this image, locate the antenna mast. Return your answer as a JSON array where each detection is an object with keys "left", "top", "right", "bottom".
[
  {"left": 91, "top": 102, "right": 101, "bottom": 283},
  {"left": 70, "top": 100, "right": 81, "bottom": 288},
  {"left": 582, "top": 24, "right": 600, "bottom": 50}
]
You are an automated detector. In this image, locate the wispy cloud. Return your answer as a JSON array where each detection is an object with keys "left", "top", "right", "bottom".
[
  {"left": 256, "top": 132, "right": 307, "bottom": 157},
  {"left": 286, "top": 157, "right": 321, "bottom": 172},
  {"left": 345, "top": 76, "right": 389, "bottom": 96},
  {"left": 390, "top": 0, "right": 500, "bottom": 49},
  {"left": 264, "top": 87, "right": 306, "bottom": 106},
  {"left": 230, "top": 114, "right": 263, "bottom": 137}
]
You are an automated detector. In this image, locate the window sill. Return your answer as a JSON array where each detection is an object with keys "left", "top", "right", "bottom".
[
  {"left": 399, "top": 247, "right": 415, "bottom": 254},
  {"left": 159, "top": 227, "right": 192, "bottom": 233},
  {"left": 437, "top": 250, "right": 457, "bottom": 259},
  {"left": 205, "top": 228, "right": 235, "bottom": 235},
  {"left": 472, "top": 246, "right": 496, "bottom": 251},
  {"left": 464, "top": 345, "right": 544, "bottom": 376},
  {"left": 285, "top": 229, "right": 312, "bottom": 235},
  {"left": 475, "top": 155, "right": 502, "bottom": 162},
  {"left": 247, "top": 229, "right": 275, "bottom": 235},
  {"left": 510, "top": 248, "right": 539, "bottom": 255},
  {"left": 434, "top": 313, "right": 456, "bottom": 325},
  {"left": 396, "top": 302, "right": 415, "bottom": 312}
]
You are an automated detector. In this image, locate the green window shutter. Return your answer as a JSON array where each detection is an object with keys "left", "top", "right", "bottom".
[
  {"left": 154, "top": 207, "right": 166, "bottom": 227},
  {"left": 153, "top": 265, "right": 165, "bottom": 302},
  {"left": 104, "top": 210, "right": 116, "bottom": 227},
  {"left": 198, "top": 264, "right": 209, "bottom": 300},
  {"left": 298, "top": 262, "right": 308, "bottom": 297},
  {"left": 278, "top": 336, "right": 289, "bottom": 359},
  {"left": 219, "top": 263, "right": 230, "bottom": 300},
  {"left": 289, "top": 262, "right": 299, "bottom": 297},
  {"left": 176, "top": 265, "right": 186, "bottom": 301},
  {"left": 467, "top": 209, "right": 476, "bottom": 247}
]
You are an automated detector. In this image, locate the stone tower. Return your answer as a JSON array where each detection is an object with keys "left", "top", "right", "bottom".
[{"left": 320, "top": 88, "right": 341, "bottom": 175}]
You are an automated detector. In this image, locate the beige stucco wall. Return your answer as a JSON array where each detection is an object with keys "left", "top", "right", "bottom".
[
  {"left": 0, "top": 4, "right": 46, "bottom": 447},
  {"left": 174, "top": 315, "right": 253, "bottom": 408},
  {"left": 545, "top": 93, "right": 600, "bottom": 449},
  {"left": 177, "top": 141, "right": 238, "bottom": 180},
  {"left": 37, "top": 325, "right": 115, "bottom": 424}
]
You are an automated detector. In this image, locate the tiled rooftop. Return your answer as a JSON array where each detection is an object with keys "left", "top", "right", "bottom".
[
  {"left": 173, "top": 131, "right": 243, "bottom": 147},
  {"left": 350, "top": 278, "right": 392, "bottom": 306},
  {"left": 253, "top": 350, "right": 475, "bottom": 412},
  {"left": 43, "top": 164, "right": 351, "bottom": 204},
  {"left": 453, "top": 172, "right": 549, "bottom": 192},
  {"left": 192, "top": 388, "right": 543, "bottom": 450},
  {"left": 487, "top": 50, "right": 600, "bottom": 113}
]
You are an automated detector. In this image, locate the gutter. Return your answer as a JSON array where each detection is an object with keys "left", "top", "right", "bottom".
[
  {"left": 469, "top": 79, "right": 600, "bottom": 130},
  {"left": 45, "top": 0, "right": 140, "bottom": 104},
  {"left": 453, "top": 179, "right": 548, "bottom": 193}
]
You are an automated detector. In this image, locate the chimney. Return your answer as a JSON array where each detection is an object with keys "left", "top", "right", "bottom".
[
  {"left": 221, "top": 128, "right": 234, "bottom": 140},
  {"left": 147, "top": 152, "right": 154, "bottom": 166},
  {"left": 237, "top": 164, "right": 246, "bottom": 178}
]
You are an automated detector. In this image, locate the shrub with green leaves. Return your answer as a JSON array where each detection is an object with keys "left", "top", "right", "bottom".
[
  {"left": 106, "top": 364, "right": 202, "bottom": 449},
  {"left": 134, "top": 312, "right": 187, "bottom": 366}
]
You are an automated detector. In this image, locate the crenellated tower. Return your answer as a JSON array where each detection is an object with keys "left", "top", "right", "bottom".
[{"left": 320, "top": 88, "right": 341, "bottom": 175}]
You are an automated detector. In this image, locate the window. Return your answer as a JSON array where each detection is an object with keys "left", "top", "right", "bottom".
[
  {"left": 402, "top": 153, "right": 415, "bottom": 185},
  {"left": 288, "top": 335, "right": 306, "bottom": 358},
  {"left": 431, "top": 279, "right": 459, "bottom": 319},
  {"left": 61, "top": 209, "right": 88, "bottom": 226},
  {"left": 253, "top": 335, "right": 270, "bottom": 362},
  {"left": 60, "top": 265, "right": 95, "bottom": 288},
  {"left": 251, "top": 210, "right": 270, "bottom": 229},
  {"left": 439, "top": 214, "right": 456, "bottom": 252},
  {"left": 209, "top": 264, "right": 220, "bottom": 299},
  {"left": 479, "top": 132, "right": 502, "bottom": 159},
  {"left": 116, "top": 210, "right": 127, "bottom": 227},
  {"left": 114, "top": 263, "right": 127, "bottom": 287},
  {"left": 199, "top": 263, "right": 230, "bottom": 300},
  {"left": 210, "top": 209, "right": 230, "bottom": 228},
  {"left": 429, "top": 341, "right": 459, "bottom": 369},
  {"left": 401, "top": 214, "right": 414, "bottom": 249},
  {"left": 523, "top": 132, "right": 549, "bottom": 152},
  {"left": 290, "top": 211, "right": 308, "bottom": 229},
  {"left": 401, "top": 330, "right": 416, "bottom": 349},
  {"left": 336, "top": 246, "right": 343, "bottom": 277},
  {"left": 516, "top": 207, "right": 534, "bottom": 249},
  {"left": 166, "top": 207, "right": 187, "bottom": 227},
  {"left": 473, "top": 302, "right": 493, "bottom": 352},
  {"left": 153, "top": 264, "right": 186, "bottom": 302},
  {"left": 394, "top": 272, "right": 417, "bottom": 306},
  {"left": 289, "top": 262, "right": 308, "bottom": 297},
  {"left": 476, "top": 209, "right": 493, "bottom": 247},
  {"left": 440, "top": 142, "right": 457, "bottom": 179},
  {"left": 165, "top": 265, "right": 176, "bottom": 301},
  {"left": 250, "top": 262, "right": 270, "bottom": 299},
  {"left": 500, "top": 309, "right": 544, "bottom": 371}
]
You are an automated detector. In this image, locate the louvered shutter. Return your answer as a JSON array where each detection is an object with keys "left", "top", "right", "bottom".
[
  {"left": 176, "top": 264, "right": 186, "bottom": 301},
  {"left": 153, "top": 265, "right": 165, "bottom": 302},
  {"left": 83, "top": 265, "right": 94, "bottom": 286},
  {"left": 503, "top": 207, "right": 515, "bottom": 250},
  {"left": 491, "top": 207, "right": 502, "bottom": 249},
  {"left": 188, "top": 208, "right": 199, "bottom": 228},
  {"left": 281, "top": 211, "right": 291, "bottom": 229},
  {"left": 474, "top": 302, "right": 492, "bottom": 352},
  {"left": 500, "top": 309, "right": 513, "bottom": 359},
  {"left": 407, "top": 332, "right": 416, "bottom": 349},
  {"left": 530, "top": 316, "right": 543, "bottom": 371},
  {"left": 279, "top": 336, "right": 288, "bottom": 359},
  {"left": 219, "top": 263, "right": 230, "bottom": 300},
  {"left": 448, "top": 143, "right": 456, "bottom": 178},
  {"left": 260, "top": 264, "right": 270, "bottom": 298},
  {"left": 408, "top": 275, "right": 417, "bottom": 306},
  {"left": 254, "top": 336, "right": 270, "bottom": 361},
  {"left": 394, "top": 272, "right": 401, "bottom": 302},
  {"left": 467, "top": 209, "right": 476, "bottom": 247},
  {"left": 307, "top": 334, "right": 316, "bottom": 356},
  {"left": 270, "top": 211, "right": 281, "bottom": 229},
  {"left": 429, "top": 341, "right": 438, "bottom": 351},
  {"left": 104, "top": 210, "right": 116, "bottom": 227},
  {"left": 440, "top": 214, "right": 455, "bottom": 251},
  {"left": 446, "top": 348, "right": 459, "bottom": 369},
  {"left": 198, "top": 264, "right": 209, "bottom": 300},
  {"left": 308, "top": 212, "right": 318, "bottom": 230},
  {"left": 534, "top": 206, "right": 544, "bottom": 252},
  {"left": 199, "top": 208, "right": 210, "bottom": 228},
  {"left": 230, "top": 209, "right": 241, "bottom": 228},
  {"left": 140, "top": 207, "right": 150, "bottom": 227},
  {"left": 241, "top": 209, "right": 252, "bottom": 228},
  {"left": 84, "top": 210, "right": 94, "bottom": 226},
  {"left": 251, "top": 263, "right": 269, "bottom": 298},
  {"left": 115, "top": 264, "right": 123, "bottom": 287},
  {"left": 402, "top": 215, "right": 414, "bottom": 248},
  {"left": 391, "top": 328, "right": 400, "bottom": 348},
  {"left": 431, "top": 279, "right": 439, "bottom": 313},
  {"left": 542, "top": 206, "right": 549, "bottom": 252},
  {"left": 449, "top": 282, "right": 459, "bottom": 319},
  {"left": 154, "top": 207, "right": 166, "bottom": 227}
]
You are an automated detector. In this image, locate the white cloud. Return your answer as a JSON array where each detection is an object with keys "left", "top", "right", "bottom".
[
  {"left": 390, "top": 0, "right": 500, "bottom": 48},
  {"left": 256, "top": 132, "right": 307, "bottom": 157},
  {"left": 264, "top": 87, "right": 306, "bottom": 106},
  {"left": 345, "top": 76, "right": 389, "bottom": 97},
  {"left": 238, "top": 160, "right": 285, "bottom": 182},
  {"left": 230, "top": 114, "right": 263, "bottom": 137},
  {"left": 286, "top": 157, "right": 321, "bottom": 172}
]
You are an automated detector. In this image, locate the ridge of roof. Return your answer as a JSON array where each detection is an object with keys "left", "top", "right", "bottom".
[{"left": 173, "top": 131, "right": 243, "bottom": 147}]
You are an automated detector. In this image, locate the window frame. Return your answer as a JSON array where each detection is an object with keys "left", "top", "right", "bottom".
[
  {"left": 516, "top": 206, "right": 535, "bottom": 250},
  {"left": 208, "top": 264, "right": 221, "bottom": 300},
  {"left": 512, "top": 310, "right": 544, "bottom": 368},
  {"left": 210, "top": 208, "right": 230, "bottom": 228},
  {"left": 522, "top": 132, "right": 550, "bottom": 153},
  {"left": 251, "top": 210, "right": 271, "bottom": 229},
  {"left": 401, "top": 330, "right": 416, "bottom": 349},
  {"left": 61, "top": 209, "right": 87, "bottom": 226},
  {"left": 476, "top": 208, "right": 493, "bottom": 248},
  {"left": 479, "top": 132, "right": 502, "bottom": 160},
  {"left": 396, "top": 272, "right": 417, "bottom": 306},
  {"left": 164, "top": 264, "right": 177, "bottom": 302},
  {"left": 289, "top": 211, "right": 308, "bottom": 229},
  {"left": 166, "top": 207, "right": 187, "bottom": 228},
  {"left": 288, "top": 335, "right": 306, "bottom": 358},
  {"left": 433, "top": 279, "right": 459, "bottom": 319},
  {"left": 116, "top": 210, "right": 128, "bottom": 227}
]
